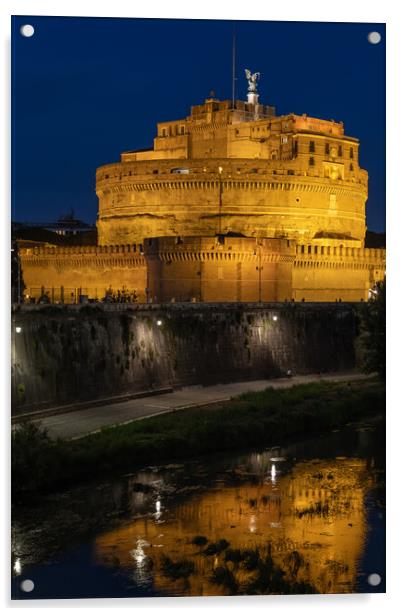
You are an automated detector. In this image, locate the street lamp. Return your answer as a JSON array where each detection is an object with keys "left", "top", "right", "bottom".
[
  {"left": 218, "top": 166, "right": 223, "bottom": 235},
  {"left": 254, "top": 242, "right": 263, "bottom": 302}
]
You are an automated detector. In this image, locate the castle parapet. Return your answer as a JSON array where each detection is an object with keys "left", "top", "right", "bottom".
[
  {"left": 295, "top": 244, "right": 386, "bottom": 264},
  {"left": 19, "top": 243, "right": 143, "bottom": 257}
]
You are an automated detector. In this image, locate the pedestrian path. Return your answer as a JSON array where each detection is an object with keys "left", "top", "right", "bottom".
[{"left": 21, "top": 372, "right": 369, "bottom": 441}]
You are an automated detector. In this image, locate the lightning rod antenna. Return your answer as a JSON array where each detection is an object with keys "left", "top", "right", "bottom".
[{"left": 232, "top": 23, "right": 236, "bottom": 108}]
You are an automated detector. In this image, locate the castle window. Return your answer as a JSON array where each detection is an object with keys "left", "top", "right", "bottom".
[
  {"left": 325, "top": 143, "right": 330, "bottom": 155},
  {"left": 349, "top": 163, "right": 354, "bottom": 172},
  {"left": 309, "top": 140, "right": 315, "bottom": 153},
  {"left": 350, "top": 147, "right": 354, "bottom": 159},
  {"left": 293, "top": 140, "right": 298, "bottom": 157},
  {"left": 281, "top": 135, "right": 288, "bottom": 144},
  {"left": 170, "top": 167, "right": 189, "bottom": 174},
  {"left": 307, "top": 245, "right": 312, "bottom": 254},
  {"left": 161, "top": 127, "right": 167, "bottom": 137},
  {"left": 338, "top": 145, "right": 343, "bottom": 157},
  {"left": 153, "top": 170, "right": 159, "bottom": 174},
  {"left": 309, "top": 156, "right": 315, "bottom": 166},
  {"left": 287, "top": 170, "right": 294, "bottom": 175}
]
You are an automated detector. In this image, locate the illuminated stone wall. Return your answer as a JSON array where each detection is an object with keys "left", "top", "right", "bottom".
[
  {"left": 144, "top": 236, "right": 294, "bottom": 303},
  {"left": 12, "top": 303, "right": 357, "bottom": 412},
  {"left": 19, "top": 244, "right": 147, "bottom": 303},
  {"left": 96, "top": 161, "right": 367, "bottom": 246},
  {"left": 19, "top": 241, "right": 385, "bottom": 304},
  {"left": 292, "top": 245, "right": 386, "bottom": 302}
]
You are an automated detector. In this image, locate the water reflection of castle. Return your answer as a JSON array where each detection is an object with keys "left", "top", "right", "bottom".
[{"left": 95, "top": 457, "right": 373, "bottom": 595}]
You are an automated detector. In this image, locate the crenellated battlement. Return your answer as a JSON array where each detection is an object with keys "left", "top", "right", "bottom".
[
  {"left": 295, "top": 245, "right": 385, "bottom": 261},
  {"left": 19, "top": 243, "right": 144, "bottom": 257}
]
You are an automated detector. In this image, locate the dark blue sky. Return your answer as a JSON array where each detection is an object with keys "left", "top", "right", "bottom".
[{"left": 12, "top": 16, "right": 385, "bottom": 231}]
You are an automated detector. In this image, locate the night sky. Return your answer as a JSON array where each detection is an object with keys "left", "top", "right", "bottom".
[{"left": 11, "top": 16, "right": 385, "bottom": 231}]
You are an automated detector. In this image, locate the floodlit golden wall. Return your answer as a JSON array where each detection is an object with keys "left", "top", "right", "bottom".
[
  {"left": 145, "top": 236, "right": 294, "bottom": 303},
  {"left": 96, "top": 163, "right": 367, "bottom": 246},
  {"left": 19, "top": 244, "right": 147, "bottom": 303},
  {"left": 18, "top": 242, "right": 385, "bottom": 303}
]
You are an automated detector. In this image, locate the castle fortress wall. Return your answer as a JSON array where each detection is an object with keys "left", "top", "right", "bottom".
[
  {"left": 293, "top": 245, "right": 385, "bottom": 302},
  {"left": 145, "top": 237, "right": 294, "bottom": 303},
  {"left": 19, "top": 244, "right": 147, "bottom": 303},
  {"left": 19, "top": 241, "right": 385, "bottom": 304},
  {"left": 96, "top": 159, "right": 367, "bottom": 245}
]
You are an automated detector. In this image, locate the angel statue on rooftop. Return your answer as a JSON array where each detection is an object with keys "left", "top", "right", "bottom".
[{"left": 245, "top": 69, "right": 260, "bottom": 93}]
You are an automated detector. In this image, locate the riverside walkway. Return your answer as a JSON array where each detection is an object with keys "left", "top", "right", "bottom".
[{"left": 15, "top": 372, "right": 370, "bottom": 441}]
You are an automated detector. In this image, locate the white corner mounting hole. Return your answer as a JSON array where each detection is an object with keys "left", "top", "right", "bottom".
[
  {"left": 20, "top": 579, "right": 35, "bottom": 593},
  {"left": 367, "top": 31, "right": 381, "bottom": 45},
  {"left": 20, "top": 24, "right": 35, "bottom": 38}
]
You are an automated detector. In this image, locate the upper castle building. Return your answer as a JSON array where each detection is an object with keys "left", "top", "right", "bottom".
[{"left": 19, "top": 73, "right": 385, "bottom": 303}]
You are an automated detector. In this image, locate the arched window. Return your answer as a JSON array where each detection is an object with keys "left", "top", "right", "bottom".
[{"left": 170, "top": 167, "right": 190, "bottom": 174}]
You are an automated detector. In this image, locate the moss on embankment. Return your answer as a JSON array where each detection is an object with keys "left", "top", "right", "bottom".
[{"left": 12, "top": 378, "right": 385, "bottom": 500}]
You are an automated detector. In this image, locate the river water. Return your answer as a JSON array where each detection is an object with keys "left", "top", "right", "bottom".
[{"left": 11, "top": 417, "right": 385, "bottom": 599}]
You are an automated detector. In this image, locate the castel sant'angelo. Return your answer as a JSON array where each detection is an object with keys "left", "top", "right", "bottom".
[{"left": 19, "top": 71, "right": 385, "bottom": 303}]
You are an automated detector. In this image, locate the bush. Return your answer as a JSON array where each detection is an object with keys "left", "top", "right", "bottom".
[
  {"left": 191, "top": 535, "right": 208, "bottom": 547},
  {"left": 357, "top": 280, "right": 386, "bottom": 379}
]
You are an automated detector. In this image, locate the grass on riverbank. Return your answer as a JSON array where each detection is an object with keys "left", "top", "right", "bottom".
[{"left": 12, "top": 378, "right": 385, "bottom": 500}]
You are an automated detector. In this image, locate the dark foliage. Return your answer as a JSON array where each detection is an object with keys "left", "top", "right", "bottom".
[{"left": 358, "top": 280, "right": 386, "bottom": 379}]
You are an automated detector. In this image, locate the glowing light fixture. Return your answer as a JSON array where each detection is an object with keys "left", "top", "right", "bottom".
[
  {"left": 15, "top": 327, "right": 22, "bottom": 333},
  {"left": 272, "top": 315, "right": 278, "bottom": 321},
  {"left": 271, "top": 463, "right": 277, "bottom": 482},
  {"left": 156, "top": 319, "right": 162, "bottom": 326},
  {"left": 14, "top": 558, "right": 22, "bottom": 575}
]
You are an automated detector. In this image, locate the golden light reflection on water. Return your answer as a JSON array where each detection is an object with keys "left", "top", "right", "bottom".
[{"left": 94, "top": 457, "right": 373, "bottom": 596}]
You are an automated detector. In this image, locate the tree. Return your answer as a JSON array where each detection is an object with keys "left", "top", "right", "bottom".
[
  {"left": 358, "top": 279, "right": 386, "bottom": 379},
  {"left": 11, "top": 240, "right": 26, "bottom": 304}
]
